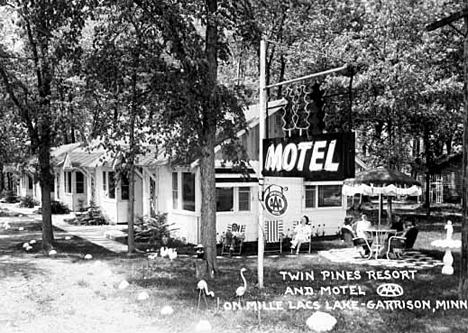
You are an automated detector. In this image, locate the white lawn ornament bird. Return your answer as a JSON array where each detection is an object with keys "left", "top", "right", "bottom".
[
  {"left": 197, "top": 279, "right": 215, "bottom": 311},
  {"left": 160, "top": 246, "right": 168, "bottom": 258},
  {"left": 84, "top": 254, "right": 93, "bottom": 260},
  {"left": 195, "top": 319, "right": 212, "bottom": 333},
  {"left": 30, "top": 240, "right": 36, "bottom": 244},
  {"left": 48, "top": 249, "right": 57, "bottom": 256},
  {"left": 235, "top": 268, "right": 248, "bottom": 302},
  {"left": 168, "top": 248, "right": 177, "bottom": 261},
  {"left": 160, "top": 305, "right": 174, "bottom": 315},
  {"left": 22, "top": 242, "right": 30, "bottom": 249}
]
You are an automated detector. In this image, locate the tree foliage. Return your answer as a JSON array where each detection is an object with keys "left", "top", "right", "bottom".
[{"left": 0, "top": 0, "right": 96, "bottom": 250}]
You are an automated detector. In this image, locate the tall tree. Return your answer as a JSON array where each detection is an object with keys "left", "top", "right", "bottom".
[
  {"left": 86, "top": 1, "right": 164, "bottom": 254},
  {"left": 145, "top": 0, "right": 244, "bottom": 277},
  {"left": 0, "top": 1, "right": 94, "bottom": 251}
]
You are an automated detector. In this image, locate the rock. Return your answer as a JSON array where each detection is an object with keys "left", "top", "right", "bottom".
[
  {"left": 25, "top": 246, "right": 33, "bottom": 251},
  {"left": 18, "top": 227, "right": 24, "bottom": 231},
  {"left": 118, "top": 280, "right": 130, "bottom": 290},
  {"left": 22, "top": 242, "right": 30, "bottom": 248},
  {"left": 48, "top": 249, "right": 57, "bottom": 256},
  {"left": 306, "top": 311, "right": 337, "bottom": 332},
  {"left": 65, "top": 236, "right": 72, "bottom": 240},
  {"left": 137, "top": 291, "right": 149, "bottom": 301},
  {"left": 195, "top": 320, "right": 212, "bottom": 333},
  {"left": 160, "top": 305, "right": 174, "bottom": 315},
  {"left": 30, "top": 240, "right": 36, "bottom": 244},
  {"left": 84, "top": 254, "right": 93, "bottom": 260}
]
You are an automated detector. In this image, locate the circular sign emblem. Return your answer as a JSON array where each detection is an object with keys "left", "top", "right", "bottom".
[{"left": 264, "top": 187, "right": 288, "bottom": 217}]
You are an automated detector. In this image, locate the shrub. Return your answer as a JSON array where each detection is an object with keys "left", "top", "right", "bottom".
[
  {"left": 19, "top": 195, "right": 39, "bottom": 208},
  {"left": 1, "top": 190, "right": 19, "bottom": 203},
  {"left": 134, "top": 213, "right": 178, "bottom": 245},
  {"left": 36, "top": 201, "right": 70, "bottom": 214},
  {"left": 51, "top": 201, "right": 70, "bottom": 214}
]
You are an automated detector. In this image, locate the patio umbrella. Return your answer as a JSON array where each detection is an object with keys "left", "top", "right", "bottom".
[{"left": 342, "top": 167, "right": 422, "bottom": 227}]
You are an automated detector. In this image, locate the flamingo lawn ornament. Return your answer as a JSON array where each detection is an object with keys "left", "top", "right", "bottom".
[
  {"left": 197, "top": 279, "right": 215, "bottom": 312},
  {"left": 168, "top": 248, "right": 177, "bottom": 261},
  {"left": 235, "top": 268, "right": 247, "bottom": 303},
  {"left": 160, "top": 246, "right": 168, "bottom": 258}
]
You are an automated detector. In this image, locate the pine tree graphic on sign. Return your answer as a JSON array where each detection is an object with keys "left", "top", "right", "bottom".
[
  {"left": 281, "top": 87, "right": 296, "bottom": 137},
  {"left": 294, "top": 85, "right": 311, "bottom": 136}
]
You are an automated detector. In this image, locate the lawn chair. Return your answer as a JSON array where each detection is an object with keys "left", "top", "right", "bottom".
[
  {"left": 291, "top": 220, "right": 313, "bottom": 253},
  {"left": 221, "top": 223, "right": 246, "bottom": 256},
  {"left": 341, "top": 225, "right": 372, "bottom": 259},
  {"left": 386, "top": 226, "right": 419, "bottom": 259},
  {"left": 264, "top": 220, "right": 283, "bottom": 254}
]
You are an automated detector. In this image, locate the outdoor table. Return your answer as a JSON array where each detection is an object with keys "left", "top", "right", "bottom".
[{"left": 364, "top": 228, "right": 397, "bottom": 259}]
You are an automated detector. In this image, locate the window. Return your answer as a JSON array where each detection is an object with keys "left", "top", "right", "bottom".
[
  {"left": 121, "top": 174, "right": 129, "bottom": 200},
  {"left": 64, "top": 171, "right": 72, "bottom": 194},
  {"left": 108, "top": 171, "right": 116, "bottom": 199},
  {"left": 182, "top": 172, "right": 195, "bottom": 211},
  {"left": 305, "top": 185, "right": 316, "bottom": 208},
  {"left": 216, "top": 187, "right": 233, "bottom": 212},
  {"left": 305, "top": 185, "right": 342, "bottom": 208},
  {"left": 76, "top": 171, "right": 84, "bottom": 194},
  {"left": 172, "top": 173, "right": 178, "bottom": 210},
  {"left": 238, "top": 187, "right": 251, "bottom": 211},
  {"left": 102, "top": 171, "right": 107, "bottom": 191},
  {"left": 318, "top": 185, "right": 342, "bottom": 207}
]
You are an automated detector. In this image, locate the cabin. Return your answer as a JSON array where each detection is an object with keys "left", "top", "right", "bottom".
[{"left": 16, "top": 97, "right": 360, "bottom": 244}]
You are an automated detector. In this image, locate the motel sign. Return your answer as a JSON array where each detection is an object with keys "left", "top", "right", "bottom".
[{"left": 262, "top": 132, "right": 355, "bottom": 181}]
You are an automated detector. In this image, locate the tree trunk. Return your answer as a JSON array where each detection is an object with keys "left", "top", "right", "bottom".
[
  {"left": 38, "top": 140, "right": 54, "bottom": 251},
  {"left": 201, "top": 0, "right": 219, "bottom": 279},
  {"left": 459, "top": 11, "right": 468, "bottom": 298},
  {"left": 127, "top": 165, "right": 136, "bottom": 254},
  {"left": 200, "top": 140, "right": 217, "bottom": 278}
]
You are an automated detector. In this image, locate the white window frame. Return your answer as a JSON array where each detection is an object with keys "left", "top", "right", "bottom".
[
  {"left": 215, "top": 184, "right": 252, "bottom": 213},
  {"left": 303, "top": 181, "right": 343, "bottom": 210}
]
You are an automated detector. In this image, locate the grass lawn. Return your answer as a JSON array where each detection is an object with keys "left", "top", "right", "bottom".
[{"left": 1, "top": 215, "right": 467, "bottom": 333}]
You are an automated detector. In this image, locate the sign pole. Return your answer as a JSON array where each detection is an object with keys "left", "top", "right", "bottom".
[{"left": 257, "top": 39, "right": 267, "bottom": 289}]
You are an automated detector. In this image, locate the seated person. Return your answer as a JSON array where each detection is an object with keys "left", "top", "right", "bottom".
[
  {"left": 353, "top": 214, "right": 373, "bottom": 255},
  {"left": 354, "top": 214, "right": 372, "bottom": 239},
  {"left": 387, "top": 221, "right": 419, "bottom": 258},
  {"left": 341, "top": 217, "right": 355, "bottom": 243},
  {"left": 291, "top": 215, "right": 312, "bottom": 254},
  {"left": 391, "top": 215, "right": 405, "bottom": 233},
  {"left": 224, "top": 223, "right": 245, "bottom": 254}
]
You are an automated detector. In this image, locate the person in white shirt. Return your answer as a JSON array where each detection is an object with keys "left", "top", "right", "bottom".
[{"left": 291, "top": 215, "right": 312, "bottom": 255}]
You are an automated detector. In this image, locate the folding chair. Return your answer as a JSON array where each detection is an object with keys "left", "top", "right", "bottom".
[
  {"left": 342, "top": 226, "right": 372, "bottom": 259},
  {"left": 386, "top": 227, "right": 419, "bottom": 260},
  {"left": 264, "top": 220, "right": 283, "bottom": 254},
  {"left": 221, "top": 223, "right": 246, "bottom": 255},
  {"left": 291, "top": 220, "right": 313, "bottom": 253},
  {"left": 352, "top": 236, "right": 372, "bottom": 259}
]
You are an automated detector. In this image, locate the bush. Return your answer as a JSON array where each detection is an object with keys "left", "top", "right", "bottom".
[
  {"left": 49, "top": 201, "right": 70, "bottom": 214},
  {"left": 19, "top": 195, "right": 39, "bottom": 208},
  {"left": 0, "top": 190, "right": 18, "bottom": 203},
  {"left": 134, "top": 213, "right": 178, "bottom": 245}
]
